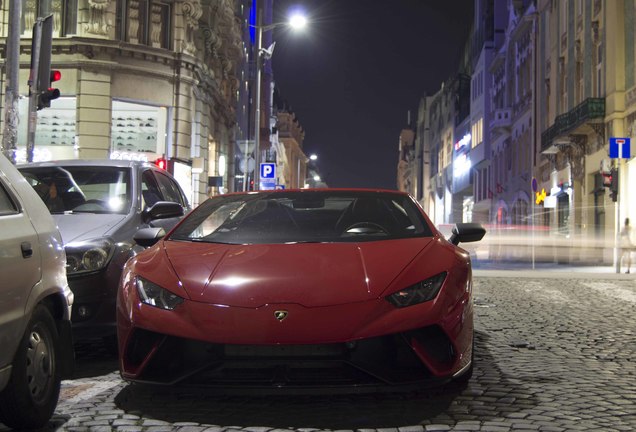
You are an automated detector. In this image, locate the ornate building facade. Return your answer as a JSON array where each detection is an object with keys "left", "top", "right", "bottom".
[
  {"left": 0, "top": 0, "right": 245, "bottom": 206},
  {"left": 537, "top": 0, "right": 635, "bottom": 264}
]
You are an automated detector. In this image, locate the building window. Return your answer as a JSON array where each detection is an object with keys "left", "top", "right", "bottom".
[
  {"left": 560, "top": 0, "right": 567, "bottom": 35},
  {"left": 63, "top": 0, "right": 78, "bottom": 35},
  {"left": 596, "top": 44, "right": 603, "bottom": 97},
  {"left": 116, "top": 0, "right": 172, "bottom": 49},
  {"left": 21, "top": 0, "right": 77, "bottom": 36}
]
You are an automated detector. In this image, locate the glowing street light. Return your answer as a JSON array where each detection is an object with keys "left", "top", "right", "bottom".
[{"left": 251, "top": 8, "right": 307, "bottom": 190}]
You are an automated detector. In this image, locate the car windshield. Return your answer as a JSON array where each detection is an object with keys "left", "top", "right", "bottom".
[
  {"left": 19, "top": 166, "right": 132, "bottom": 214},
  {"left": 168, "top": 191, "right": 433, "bottom": 245}
]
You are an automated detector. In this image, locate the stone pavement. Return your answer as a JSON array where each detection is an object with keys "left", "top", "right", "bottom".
[{"left": 2, "top": 273, "right": 636, "bottom": 431}]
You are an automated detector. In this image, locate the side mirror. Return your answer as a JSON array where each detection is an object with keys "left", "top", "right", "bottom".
[
  {"left": 133, "top": 227, "right": 166, "bottom": 248},
  {"left": 449, "top": 223, "right": 486, "bottom": 246},
  {"left": 142, "top": 201, "right": 184, "bottom": 223}
]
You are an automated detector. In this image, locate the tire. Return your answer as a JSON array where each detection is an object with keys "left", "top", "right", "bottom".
[{"left": 0, "top": 305, "right": 62, "bottom": 430}]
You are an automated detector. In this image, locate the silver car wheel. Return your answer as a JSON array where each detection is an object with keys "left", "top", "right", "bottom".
[{"left": 26, "top": 328, "right": 54, "bottom": 403}]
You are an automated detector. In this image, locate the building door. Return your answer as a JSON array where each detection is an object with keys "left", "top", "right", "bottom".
[
  {"left": 557, "top": 192, "right": 569, "bottom": 235},
  {"left": 593, "top": 173, "right": 605, "bottom": 238}
]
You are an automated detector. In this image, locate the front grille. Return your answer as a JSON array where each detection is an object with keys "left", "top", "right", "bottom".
[{"left": 131, "top": 331, "right": 443, "bottom": 390}]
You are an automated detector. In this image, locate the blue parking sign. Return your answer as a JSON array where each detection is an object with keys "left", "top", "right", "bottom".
[
  {"left": 260, "top": 163, "right": 276, "bottom": 179},
  {"left": 609, "top": 137, "right": 631, "bottom": 159}
]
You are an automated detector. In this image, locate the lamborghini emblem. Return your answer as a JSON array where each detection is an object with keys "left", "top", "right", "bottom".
[{"left": 274, "top": 310, "right": 288, "bottom": 321}]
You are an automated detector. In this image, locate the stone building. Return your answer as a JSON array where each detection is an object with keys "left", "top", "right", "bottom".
[
  {"left": 0, "top": 0, "right": 246, "bottom": 206},
  {"left": 537, "top": 0, "right": 635, "bottom": 264},
  {"left": 396, "top": 116, "right": 415, "bottom": 196},
  {"left": 489, "top": 0, "right": 536, "bottom": 228}
]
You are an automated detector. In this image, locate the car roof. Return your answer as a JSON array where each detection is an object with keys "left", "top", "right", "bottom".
[
  {"left": 17, "top": 159, "right": 156, "bottom": 169},
  {"left": 220, "top": 188, "right": 411, "bottom": 197}
]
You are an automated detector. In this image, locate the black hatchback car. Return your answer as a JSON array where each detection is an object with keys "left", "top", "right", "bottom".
[{"left": 18, "top": 159, "right": 190, "bottom": 347}]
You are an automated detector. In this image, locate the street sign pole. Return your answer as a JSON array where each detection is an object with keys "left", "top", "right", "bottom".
[
  {"left": 26, "top": 15, "right": 54, "bottom": 163},
  {"left": 27, "top": 20, "right": 42, "bottom": 164},
  {"left": 609, "top": 137, "right": 630, "bottom": 273},
  {"left": 531, "top": 178, "right": 537, "bottom": 270}
]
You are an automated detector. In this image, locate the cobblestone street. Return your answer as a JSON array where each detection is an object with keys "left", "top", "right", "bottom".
[{"left": 2, "top": 273, "right": 635, "bottom": 431}]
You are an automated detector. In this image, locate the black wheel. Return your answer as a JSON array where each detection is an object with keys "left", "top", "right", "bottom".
[{"left": 0, "top": 305, "right": 61, "bottom": 429}]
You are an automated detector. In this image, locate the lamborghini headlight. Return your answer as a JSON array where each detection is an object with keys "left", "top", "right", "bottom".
[
  {"left": 65, "top": 239, "right": 113, "bottom": 275},
  {"left": 386, "top": 272, "right": 447, "bottom": 308},
  {"left": 136, "top": 276, "right": 184, "bottom": 310}
]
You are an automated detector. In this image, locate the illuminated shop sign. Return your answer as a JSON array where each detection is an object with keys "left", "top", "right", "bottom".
[
  {"left": 454, "top": 133, "right": 471, "bottom": 151},
  {"left": 453, "top": 153, "right": 471, "bottom": 177}
]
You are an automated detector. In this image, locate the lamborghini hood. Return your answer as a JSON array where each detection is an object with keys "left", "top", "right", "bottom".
[{"left": 163, "top": 239, "right": 434, "bottom": 308}]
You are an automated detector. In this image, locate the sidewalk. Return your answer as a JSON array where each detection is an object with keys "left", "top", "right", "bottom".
[{"left": 472, "top": 259, "right": 636, "bottom": 280}]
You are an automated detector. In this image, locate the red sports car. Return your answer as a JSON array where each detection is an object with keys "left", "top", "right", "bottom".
[{"left": 117, "top": 189, "right": 485, "bottom": 392}]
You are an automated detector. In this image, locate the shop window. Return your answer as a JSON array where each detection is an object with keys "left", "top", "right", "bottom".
[
  {"left": 116, "top": 0, "right": 172, "bottom": 49},
  {"left": 16, "top": 97, "right": 77, "bottom": 164},
  {"left": 110, "top": 100, "right": 168, "bottom": 162}
]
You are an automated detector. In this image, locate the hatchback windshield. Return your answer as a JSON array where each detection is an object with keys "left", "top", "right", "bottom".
[
  {"left": 169, "top": 191, "right": 433, "bottom": 244},
  {"left": 19, "top": 166, "right": 131, "bottom": 214}
]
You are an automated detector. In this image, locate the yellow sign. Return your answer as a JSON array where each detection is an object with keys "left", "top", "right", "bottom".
[{"left": 535, "top": 188, "right": 547, "bottom": 205}]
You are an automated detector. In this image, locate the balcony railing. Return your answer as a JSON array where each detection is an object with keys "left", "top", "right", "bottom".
[{"left": 541, "top": 98, "right": 605, "bottom": 153}]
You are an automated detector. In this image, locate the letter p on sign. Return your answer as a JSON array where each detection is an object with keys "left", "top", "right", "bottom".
[{"left": 260, "top": 163, "right": 275, "bottom": 179}]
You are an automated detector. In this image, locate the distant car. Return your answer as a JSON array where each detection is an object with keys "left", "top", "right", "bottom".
[
  {"left": 18, "top": 159, "right": 190, "bottom": 346},
  {"left": 117, "top": 189, "right": 485, "bottom": 392},
  {"left": 0, "top": 153, "right": 74, "bottom": 429}
]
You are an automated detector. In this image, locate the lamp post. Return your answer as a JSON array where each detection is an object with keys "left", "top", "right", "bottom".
[{"left": 251, "top": 8, "right": 307, "bottom": 190}]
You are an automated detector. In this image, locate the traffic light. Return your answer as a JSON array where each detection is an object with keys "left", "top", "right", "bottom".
[
  {"left": 610, "top": 167, "right": 619, "bottom": 202},
  {"left": 37, "top": 70, "right": 61, "bottom": 110}
]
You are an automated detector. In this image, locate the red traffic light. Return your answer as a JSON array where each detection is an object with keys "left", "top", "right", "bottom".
[
  {"left": 155, "top": 158, "right": 167, "bottom": 170},
  {"left": 50, "top": 70, "right": 61, "bottom": 83}
]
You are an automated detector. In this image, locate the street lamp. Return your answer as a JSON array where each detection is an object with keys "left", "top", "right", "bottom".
[{"left": 252, "top": 8, "right": 307, "bottom": 190}]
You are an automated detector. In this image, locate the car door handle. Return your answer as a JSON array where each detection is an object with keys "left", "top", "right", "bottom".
[{"left": 21, "top": 242, "right": 33, "bottom": 258}]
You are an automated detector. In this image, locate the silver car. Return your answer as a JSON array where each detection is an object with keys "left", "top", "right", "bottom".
[
  {"left": 18, "top": 159, "right": 189, "bottom": 348},
  {"left": 0, "top": 152, "right": 74, "bottom": 429}
]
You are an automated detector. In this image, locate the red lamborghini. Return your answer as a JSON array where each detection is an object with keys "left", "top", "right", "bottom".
[{"left": 117, "top": 189, "right": 485, "bottom": 392}]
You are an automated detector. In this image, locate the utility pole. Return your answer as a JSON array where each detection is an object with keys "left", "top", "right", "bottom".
[{"left": 2, "top": 0, "right": 22, "bottom": 164}]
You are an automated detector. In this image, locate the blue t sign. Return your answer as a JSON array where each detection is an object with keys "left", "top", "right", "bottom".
[{"left": 609, "top": 137, "right": 631, "bottom": 159}]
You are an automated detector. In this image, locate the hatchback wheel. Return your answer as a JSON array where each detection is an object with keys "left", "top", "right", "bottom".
[{"left": 0, "top": 305, "right": 61, "bottom": 429}]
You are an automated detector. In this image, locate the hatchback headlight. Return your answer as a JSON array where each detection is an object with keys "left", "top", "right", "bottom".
[
  {"left": 136, "top": 276, "right": 184, "bottom": 310},
  {"left": 386, "top": 272, "right": 447, "bottom": 308},
  {"left": 65, "top": 239, "right": 113, "bottom": 275}
]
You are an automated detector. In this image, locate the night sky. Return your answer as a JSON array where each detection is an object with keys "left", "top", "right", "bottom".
[{"left": 271, "top": 0, "right": 474, "bottom": 189}]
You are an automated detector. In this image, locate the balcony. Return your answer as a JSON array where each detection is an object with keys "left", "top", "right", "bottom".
[
  {"left": 490, "top": 108, "right": 512, "bottom": 131},
  {"left": 541, "top": 98, "right": 605, "bottom": 153}
]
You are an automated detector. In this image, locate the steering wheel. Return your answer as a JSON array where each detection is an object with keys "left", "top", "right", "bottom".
[{"left": 344, "top": 221, "right": 389, "bottom": 234}]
